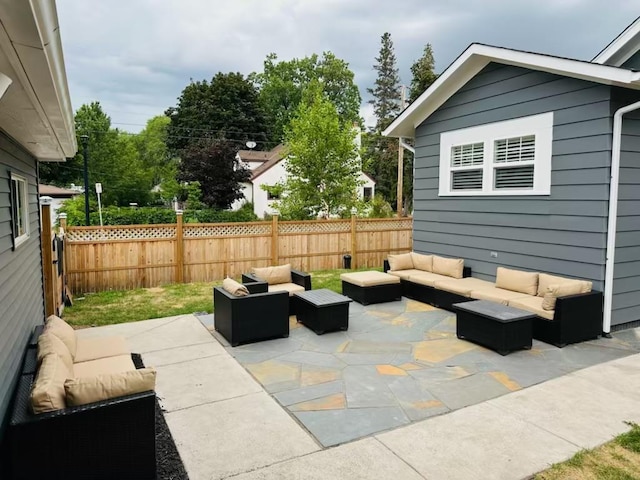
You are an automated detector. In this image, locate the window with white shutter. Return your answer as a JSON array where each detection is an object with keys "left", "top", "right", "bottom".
[{"left": 450, "top": 142, "right": 483, "bottom": 191}]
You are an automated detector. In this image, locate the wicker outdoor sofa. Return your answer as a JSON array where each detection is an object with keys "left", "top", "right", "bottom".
[{"left": 384, "top": 252, "right": 603, "bottom": 347}]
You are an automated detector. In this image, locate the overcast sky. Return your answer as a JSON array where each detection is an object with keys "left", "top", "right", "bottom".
[{"left": 57, "top": 0, "right": 638, "bottom": 133}]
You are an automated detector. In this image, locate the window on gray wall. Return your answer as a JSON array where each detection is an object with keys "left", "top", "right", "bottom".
[
  {"left": 450, "top": 142, "right": 483, "bottom": 191},
  {"left": 10, "top": 173, "right": 30, "bottom": 248}
]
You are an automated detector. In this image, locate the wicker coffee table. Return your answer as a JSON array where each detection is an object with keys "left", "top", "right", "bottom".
[
  {"left": 294, "top": 289, "right": 352, "bottom": 334},
  {"left": 452, "top": 300, "right": 535, "bottom": 355}
]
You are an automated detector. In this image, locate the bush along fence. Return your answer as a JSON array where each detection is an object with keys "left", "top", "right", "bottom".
[{"left": 60, "top": 213, "right": 413, "bottom": 294}]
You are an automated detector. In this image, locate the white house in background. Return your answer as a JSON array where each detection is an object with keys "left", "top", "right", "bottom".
[
  {"left": 232, "top": 132, "right": 376, "bottom": 218},
  {"left": 39, "top": 184, "right": 80, "bottom": 224}
]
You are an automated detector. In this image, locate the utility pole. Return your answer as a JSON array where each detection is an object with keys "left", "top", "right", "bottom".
[
  {"left": 397, "top": 85, "right": 407, "bottom": 216},
  {"left": 81, "top": 135, "right": 90, "bottom": 226}
]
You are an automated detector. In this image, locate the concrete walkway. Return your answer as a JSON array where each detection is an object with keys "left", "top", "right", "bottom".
[{"left": 77, "top": 315, "right": 640, "bottom": 480}]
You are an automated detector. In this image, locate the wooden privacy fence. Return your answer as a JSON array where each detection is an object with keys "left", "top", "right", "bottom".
[
  {"left": 41, "top": 203, "right": 67, "bottom": 317},
  {"left": 61, "top": 214, "right": 413, "bottom": 294}
]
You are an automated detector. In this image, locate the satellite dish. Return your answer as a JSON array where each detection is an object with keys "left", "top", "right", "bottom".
[{"left": 246, "top": 141, "right": 257, "bottom": 149}]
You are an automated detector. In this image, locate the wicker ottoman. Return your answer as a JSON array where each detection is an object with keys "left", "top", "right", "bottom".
[{"left": 340, "top": 271, "right": 401, "bottom": 305}]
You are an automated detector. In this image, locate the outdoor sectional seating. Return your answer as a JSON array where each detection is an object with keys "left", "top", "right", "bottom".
[
  {"left": 242, "top": 264, "right": 312, "bottom": 315},
  {"left": 385, "top": 252, "right": 603, "bottom": 347}
]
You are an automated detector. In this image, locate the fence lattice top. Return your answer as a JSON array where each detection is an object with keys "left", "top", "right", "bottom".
[
  {"left": 184, "top": 223, "right": 271, "bottom": 237},
  {"left": 66, "top": 226, "right": 177, "bottom": 242},
  {"left": 357, "top": 219, "right": 413, "bottom": 231},
  {"left": 279, "top": 221, "right": 351, "bottom": 234}
]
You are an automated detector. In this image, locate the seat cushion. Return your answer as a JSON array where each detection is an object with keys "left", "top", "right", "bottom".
[
  {"left": 537, "top": 273, "right": 592, "bottom": 297},
  {"left": 495, "top": 267, "right": 539, "bottom": 296},
  {"left": 387, "top": 269, "right": 426, "bottom": 280},
  {"left": 65, "top": 368, "right": 156, "bottom": 407},
  {"left": 411, "top": 252, "right": 433, "bottom": 272},
  {"left": 268, "top": 283, "right": 305, "bottom": 296},
  {"left": 73, "top": 354, "right": 136, "bottom": 379},
  {"left": 74, "top": 336, "right": 130, "bottom": 363},
  {"left": 340, "top": 271, "right": 400, "bottom": 287},
  {"left": 508, "top": 296, "right": 554, "bottom": 320},
  {"left": 252, "top": 264, "right": 292, "bottom": 285},
  {"left": 44, "top": 315, "right": 77, "bottom": 358},
  {"left": 469, "top": 287, "right": 531, "bottom": 305},
  {"left": 38, "top": 332, "right": 74, "bottom": 373},
  {"left": 388, "top": 253, "right": 414, "bottom": 271},
  {"left": 434, "top": 278, "right": 495, "bottom": 297},
  {"left": 31, "top": 353, "right": 70, "bottom": 414},
  {"left": 407, "top": 272, "right": 454, "bottom": 287},
  {"left": 222, "top": 277, "right": 249, "bottom": 297},
  {"left": 541, "top": 283, "right": 586, "bottom": 311},
  {"left": 432, "top": 256, "right": 464, "bottom": 279}
]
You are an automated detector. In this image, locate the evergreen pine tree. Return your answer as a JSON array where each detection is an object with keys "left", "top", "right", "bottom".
[{"left": 409, "top": 43, "right": 438, "bottom": 103}]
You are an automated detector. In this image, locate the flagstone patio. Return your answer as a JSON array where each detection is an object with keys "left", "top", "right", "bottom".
[{"left": 198, "top": 298, "right": 640, "bottom": 447}]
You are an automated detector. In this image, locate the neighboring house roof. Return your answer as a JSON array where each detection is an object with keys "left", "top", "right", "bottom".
[
  {"left": 592, "top": 16, "right": 640, "bottom": 66},
  {"left": 0, "top": 0, "right": 76, "bottom": 160},
  {"left": 39, "top": 184, "right": 80, "bottom": 198},
  {"left": 362, "top": 172, "right": 376, "bottom": 184},
  {"left": 250, "top": 145, "right": 287, "bottom": 181},
  {"left": 384, "top": 43, "right": 640, "bottom": 139},
  {"left": 238, "top": 144, "right": 286, "bottom": 164}
]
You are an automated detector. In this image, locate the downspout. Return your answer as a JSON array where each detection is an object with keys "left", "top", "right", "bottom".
[
  {"left": 400, "top": 139, "right": 415, "bottom": 154},
  {"left": 603, "top": 99, "right": 640, "bottom": 334}
]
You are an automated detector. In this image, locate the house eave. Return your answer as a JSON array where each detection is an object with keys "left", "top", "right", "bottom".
[{"left": 592, "top": 16, "right": 640, "bottom": 66}]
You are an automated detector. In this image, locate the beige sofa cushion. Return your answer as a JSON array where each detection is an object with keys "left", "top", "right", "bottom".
[
  {"left": 388, "top": 253, "right": 414, "bottom": 271},
  {"left": 509, "top": 296, "right": 554, "bottom": 320},
  {"left": 37, "top": 333, "right": 74, "bottom": 373},
  {"left": 537, "top": 273, "right": 592, "bottom": 297},
  {"left": 411, "top": 253, "right": 433, "bottom": 272},
  {"left": 252, "top": 264, "right": 292, "bottom": 285},
  {"left": 495, "top": 267, "right": 539, "bottom": 296},
  {"left": 65, "top": 368, "right": 157, "bottom": 407},
  {"left": 408, "top": 272, "right": 455, "bottom": 287},
  {"left": 434, "top": 278, "right": 495, "bottom": 297},
  {"left": 222, "top": 277, "right": 249, "bottom": 296},
  {"left": 73, "top": 354, "right": 136, "bottom": 379},
  {"left": 268, "top": 283, "right": 305, "bottom": 296},
  {"left": 432, "top": 256, "right": 464, "bottom": 279},
  {"left": 30, "top": 353, "right": 70, "bottom": 414},
  {"left": 45, "top": 315, "right": 77, "bottom": 358},
  {"left": 469, "top": 287, "right": 531, "bottom": 305},
  {"left": 74, "top": 336, "right": 130, "bottom": 364},
  {"left": 388, "top": 269, "right": 427, "bottom": 280},
  {"left": 341, "top": 271, "right": 400, "bottom": 287},
  {"left": 542, "top": 283, "right": 585, "bottom": 311}
]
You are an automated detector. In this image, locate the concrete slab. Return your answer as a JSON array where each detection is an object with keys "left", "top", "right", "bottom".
[
  {"left": 165, "top": 391, "right": 319, "bottom": 480},
  {"left": 231, "top": 438, "right": 424, "bottom": 480},
  {"left": 125, "top": 314, "right": 214, "bottom": 353},
  {"left": 142, "top": 341, "right": 226, "bottom": 367},
  {"left": 155, "top": 355, "right": 262, "bottom": 411},
  {"left": 377, "top": 402, "right": 577, "bottom": 480},
  {"left": 74, "top": 315, "right": 180, "bottom": 339}
]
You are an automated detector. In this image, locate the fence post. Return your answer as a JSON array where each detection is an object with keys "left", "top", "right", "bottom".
[
  {"left": 175, "top": 211, "right": 184, "bottom": 283},
  {"left": 41, "top": 200, "right": 55, "bottom": 317},
  {"left": 351, "top": 214, "right": 357, "bottom": 270},
  {"left": 58, "top": 213, "right": 67, "bottom": 233},
  {"left": 271, "top": 214, "right": 279, "bottom": 265}
]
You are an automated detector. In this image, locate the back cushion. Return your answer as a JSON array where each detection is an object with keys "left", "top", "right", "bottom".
[
  {"left": 45, "top": 315, "right": 77, "bottom": 358},
  {"left": 432, "top": 256, "right": 464, "bottom": 279},
  {"left": 65, "top": 368, "right": 157, "bottom": 407},
  {"left": 38, "top": 333, "right": 74, "bottom": 373},
  {"left": 542, "top": 283, "right": 586, "bottom": 310},
  {"left": 388, "top": 253, "right": 414, "bottom": 271},
  {"left": 222, "top": 277, "right": 249, "bottom": 296},
  {"left": 537, "top": 273, "right": 592, "bottom": 297},
  {"left": 31, "top": 353, "right": 70, "bottom": 414},
  {"left": 495, "top": 267, "right": 539, "bottom": 296},
  {"left": 411, "top": 253, "right": 433, "bottom": 272},
  {"left": 252, "top": 264, "right": 292, "bottom": 285}
]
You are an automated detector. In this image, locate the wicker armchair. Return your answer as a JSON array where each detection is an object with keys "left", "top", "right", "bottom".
[{"left": 242, "top": 269, "right": 312, "bottom": 315}]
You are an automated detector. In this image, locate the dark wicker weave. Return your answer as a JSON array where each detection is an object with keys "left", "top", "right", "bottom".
[
  {"left": 341, "top": 280, "right": 401, "bottom": 305},
  {"left": 214, "top": 285, "right": 289, "bottom": 346},
  {"left": 294, "top": 289, "right": 352, "bottom": 334},
  {"left": 242, "top": 269, "right": 311, "bottom": 315}
]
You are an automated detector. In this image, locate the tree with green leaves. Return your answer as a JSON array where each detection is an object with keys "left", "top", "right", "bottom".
[
  {"left": 409, "top": 43, "right": 438, "bottom": 103},
  {"left": 251, "top": 52, "right": 361, "bottom": 142},
  {"left": 134, "top": 115, "right": 175, "bottom": 187},
  {"left": 277, "top": 85, "right": 361, "bottom": 220}
]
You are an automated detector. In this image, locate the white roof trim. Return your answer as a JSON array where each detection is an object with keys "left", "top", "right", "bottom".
[
  {"left": 383, "top": 43, "right": 640, "bottom": 139},
  {"left": 592, "top": 17, "right": 640, "bottom": 66}
]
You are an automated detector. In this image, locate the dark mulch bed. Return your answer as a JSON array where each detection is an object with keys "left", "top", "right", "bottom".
[{"left": 132, "top": 354, "right": 189, "bottom": 480}]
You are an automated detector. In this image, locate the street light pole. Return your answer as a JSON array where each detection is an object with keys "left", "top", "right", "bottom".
[{"left": 80, "top": 135, "right": 90, "bottom": 226}]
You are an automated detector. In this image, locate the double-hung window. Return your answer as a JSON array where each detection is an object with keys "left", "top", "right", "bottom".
[
  {"left": 10, "top": 173, "right": 29, "bottom": 248},
  {"left": 439, "top": 112, "right": 553, "bottom": 196}
]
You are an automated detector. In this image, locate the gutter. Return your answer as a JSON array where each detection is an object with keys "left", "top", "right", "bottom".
[
  {"left": 400, "top": 139, "right": 415, "bottom": 154},
  {"left": 603, "top": 99, "right": 640, "bottom": 334}
]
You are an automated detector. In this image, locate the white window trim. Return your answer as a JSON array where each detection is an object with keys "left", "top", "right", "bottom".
[
  {"left": 10, "top": 173, "right": 30, "bottom": 248},
  {"left": 438, "top": 112, "right": 553, "bottom": 196}
]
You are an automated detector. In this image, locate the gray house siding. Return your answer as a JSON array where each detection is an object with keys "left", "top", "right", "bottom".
[
  {"left": 414, "top": 64, "right": 611, "bottom": 296},
  {"left": 0, "top": 131, "right": 44, "bottom": 437},
  {"left": 621, "top": 50, "right": 640, "bottom": 70},
  {"left": 612, "top": 88, "right": 640, "bottom": 325}
]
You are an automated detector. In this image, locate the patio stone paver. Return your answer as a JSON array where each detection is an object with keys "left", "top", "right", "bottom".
[
  {"left": 425, "top": 372, "right": 512, "bottom": 410},
  {"left": 274, "top": 380, "right": 344, "bottom": 406}
]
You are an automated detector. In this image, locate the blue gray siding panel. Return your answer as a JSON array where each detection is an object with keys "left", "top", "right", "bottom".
[
  {"left": 413, "top": 64, "right": 611, "bottom": 299},
  {"left": 0, "top": 131, "right": 44, "bottom": 438}
]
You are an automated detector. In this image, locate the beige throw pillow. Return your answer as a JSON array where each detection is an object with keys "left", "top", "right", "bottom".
[
  {"left": 388, "top": 253, "right": 414, "bottom": 271},
  {"left": 495, "top": 267, "right": 539, "bottom": 296},
  {"left": 45, "top": 315, "right": 77, "bottom": 358},
  {"left": 222, "top": 277, "right": 249, "bottom": 296},
  {"left": 542, "top": 283, "right": 585, "bottom": 310},
  {"left": 65, "top": 368, "right": 157, "bottom": 407},
  {"left": 30, "top": 353, "right": 70, "bottom": 414},
  {"left": 432, "top": 256, "right": 464, "bottom": 279},
  {"left": 37, "top": 333, "right": 74, "bottom": 373},
  {"left": 537, "top": 273, "right": 592, "bottom": 297},
  {"left": 251, "top": 264, "right": 292, "bottom": 285},
  {"left": 411, "top": 252, "right": 433, "bottom": 272}
]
